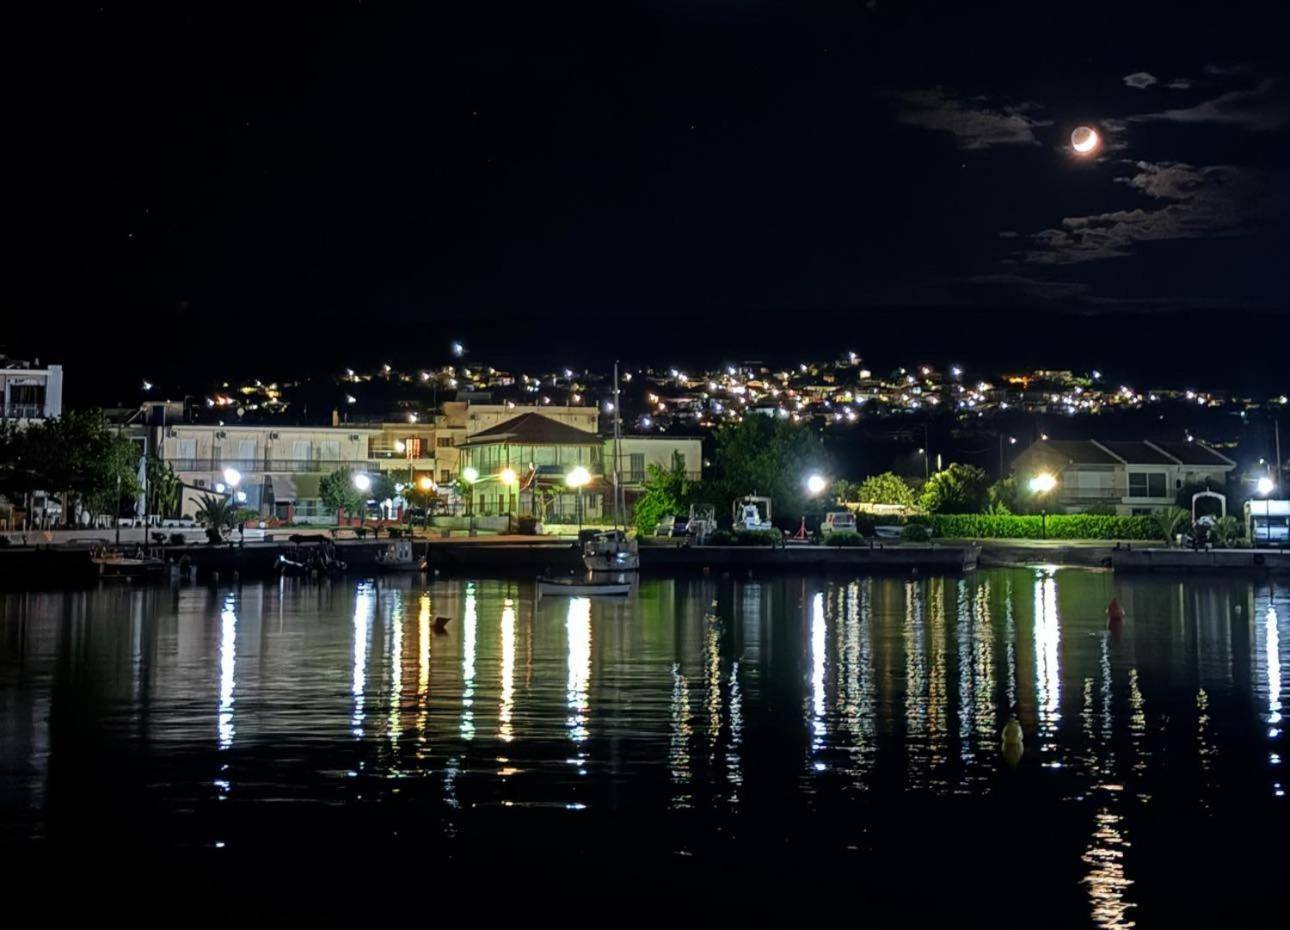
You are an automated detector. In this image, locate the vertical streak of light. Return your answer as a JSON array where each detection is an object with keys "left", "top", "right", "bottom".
[
  {"left": 1034, "top": 569, "right": 1062, "bottom": 756},
  {"left": 705, "top": 619, "right": 722, "bottom": 758},
  {"left": 566, "top": 596, "right": 591, "bottom": 762},
  {"left": 352, "top": 582, "right": 374, "bottom": 739},
  {"left": 727, "top": 661, "right": 743, "bottom": 798},
  {"left": 500, "top": 597, "right": 515, "bottom": 743},
  {"left": 417, "top": 594, "right": 430, "bottom": 745},
  {"left": 388, "top": 592, "right": 403, "bottom": 746},
  {"left": 218, "top": 594, "right": 237, "bottom": 753},
  {"left": 1005, "top": 578, "right": 1017, "bottom": 713},
  {"left": 905, "top": 581, "right": 927, "bottom": 781},
  {"left": 460, "top": 583, "right": 476, "bottom": 741},
  {"left": 811, "top": 592, "right": 826, "bottom": 760},
  {"left": 670, "top": 663, "right": 693, "bottom": 809},
  {"left": 1267, "top": 603, "right": 1284, "bottom": 797}
]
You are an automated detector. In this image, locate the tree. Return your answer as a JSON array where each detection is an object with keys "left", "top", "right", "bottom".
[
  {"left": 192, "top": 493, "right": 255, "bottom": 543},
  {"left": 986, "top": 476, "right": 1020, "bottom": 514},
  {"left": 633, "top": 451, "right": 696, "bottom": 535},
  {"left": 320, "top": 467, "right": 365, "bottom": 522},
  {"left": 857, "top": 472, "right": 915, "bottom": 507},
  {"left": 831, "top": 479, "right": 857, "bottom": 503},
  {"left": 1155, "top": 506, "right": 1192, "bottom": 545},
  {"left": 3, "top": 409, "right": 140, "bottom": 526},
  {"left": 920, "top": 463, "right": 989, "bottom": 514},
  {"left": 710, "top": 417, "right": 829, "bottom": 527},
  {"left": 146, "top": 456, "right": 182, "bottom": 519}
]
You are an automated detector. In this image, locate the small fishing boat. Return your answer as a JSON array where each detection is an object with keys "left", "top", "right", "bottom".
[
  {"left": 582, "top": 529, "right": 639, "bottom": 572},
  {"left": 537, "top": 575, "right": 633, "bottom": 598},
  {"left": 92, "top": 549, "right": 166, "bottom": 580}
]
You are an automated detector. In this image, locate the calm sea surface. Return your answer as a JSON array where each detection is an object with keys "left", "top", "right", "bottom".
[{"left": 1, "top": 568, "right": 1286, "bottom": 921}]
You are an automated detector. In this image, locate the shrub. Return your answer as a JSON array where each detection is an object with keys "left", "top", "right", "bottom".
[
  {"left": 734, "top": 529, "right": 781, "bottom": 546},
  {"left": 515, "top": 514, "right": 539, "bottom": 535},
  {"left": 917, "top": 513, "right": 1159, "bottom": 540},
  {"left": 353, "top": 527, "right": 368, "bottom": 540},
  {"left": 901, "top": 523, "right": 932, "bottom": 542},
  {"left": 824, "top": 530, "right": 866, "bottom": 547},
  {"left": 704, "top": 529, "right": 736, "bottom": 546},
  {"left": 857, "top": 472, "right": 915, "bottom": 506},
  {"left": 920, "top": 463, "right": 989, "bottom": 513},
  {"left": 169, "top": 532, "right": 186, "bottom": 545}
]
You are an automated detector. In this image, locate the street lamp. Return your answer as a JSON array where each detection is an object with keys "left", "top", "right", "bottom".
[
  {"left": 461, "top": 466, "right": 479, "bottom": 535},
  {"left": 1029, "top": 472, "right": 1057, "bottom": 538},
  {"left": 1257, "top": 475, "right": 1275, "bottom": 496},
  {"left": 566, "top": 465, "right": 591, "bottom": 534},
  {"left": 352, "top": 472, "right": 371, "bottom": 526},
  {"left": 806, "top": 474, "right": 827, "bottom": 496}
]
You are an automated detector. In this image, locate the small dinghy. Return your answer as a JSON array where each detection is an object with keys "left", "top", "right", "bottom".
[{"left": 537, "top": 576, "right": 632, "bottom": 598}]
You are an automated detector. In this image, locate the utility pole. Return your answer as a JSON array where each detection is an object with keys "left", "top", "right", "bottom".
[{"left": 1277, "top": 417, "right": 1283, "bottom": 495}]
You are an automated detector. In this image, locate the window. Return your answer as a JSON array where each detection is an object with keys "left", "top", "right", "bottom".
[
  {"left": 437, "top": 437, "right": 455, "bottom": 448},
  {"left": 1128, "top": 472, "right": 1167, "bottom": 498},
  {"left": 628, "top": 453, "right": 645, "bottom": 483},
  {"left": 319, "top": 440, "right": 340, "bottom": 462},
  {"left": 175, "top": 439, "right": 197, "bottom": 470},
  {"left": 441, "top": 469, "right": 452, "bottom": 483},
  {"left": 236, "top": 439, "right": 257, "bottom": 469},
  {"left": 292, "top": 441, "right": 312, "bottom": 462}
]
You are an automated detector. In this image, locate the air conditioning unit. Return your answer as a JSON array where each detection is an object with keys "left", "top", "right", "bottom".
[
  {"left": 269, "top": 432, "right": 280, "bottom": 440},
  {"left": 215, "top": 431, "right": 227, "bottom": 439},
  {"left": 166, "top": 427, "right": 178, "bottom": 437},
  {"left": 349, "top": 434, "right": 360, "bottom": 442}
]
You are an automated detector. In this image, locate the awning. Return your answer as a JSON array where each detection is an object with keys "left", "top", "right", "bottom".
[{"left": 267, "top": 474, "right": 299, "bottom": 503}]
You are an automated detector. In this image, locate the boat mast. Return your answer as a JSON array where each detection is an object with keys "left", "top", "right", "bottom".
[{"left": 613, "top": 360, "right": 623, "bottom": 529}]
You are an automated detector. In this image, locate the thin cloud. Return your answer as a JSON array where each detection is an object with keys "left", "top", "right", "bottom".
[
  {"left": 1123, "top": 72, "right": 1157, "bottom": 89},
  {"left": 1020, "top": 161, "right": 1285, "bottom": 264},
  {"left": 1203, "top": 62, "right": 1254, "bottom": 76},
  {"left": 1131, "top": 78, "right": 1290, "bottom": 131},
  {"left": 1165, "top": 78, "right": 1193, "bottom": 90},
  {"left": 891, "top": 88, "right": 1051, "bottom": 149}
]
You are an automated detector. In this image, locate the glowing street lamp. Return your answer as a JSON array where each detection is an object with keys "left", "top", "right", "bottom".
[
  {"left": 222, "top": 467, "right": 242, "bottom": 489},
  {"left": 806, "top": 473, "right": 827, "bottom": 496},
  {"left": 418, "top": 475, "right": 434, "bottom": 492},
  {"left": 353, "top": 473, "right": 372, "bottom": 492},
  {"left": 1029, "top": 472, "right": 1057, "bottom": 538},
  {"left": 500, "top": 467, "right": 518, "bottom": 486},
  {"left": 462, "top": 466, "right": 479, "bottom": 484},
  {"left": 1257, "top": 475, "right": 1275, "bottom": 496},
  {"left": 566, "top": 466, "right": 592, "bottom": 534}
]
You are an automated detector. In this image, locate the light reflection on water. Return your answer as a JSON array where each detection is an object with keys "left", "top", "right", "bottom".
[{"left": 2, "top": 568, "right": 1288, "bottom": 920}]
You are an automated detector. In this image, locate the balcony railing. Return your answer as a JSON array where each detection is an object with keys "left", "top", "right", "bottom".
[
  {"left": 171, "top": 457, "right": 383, "bottom": 474},
  {"left": 1, "top": 404, "right": 46, "bottom": 420}
]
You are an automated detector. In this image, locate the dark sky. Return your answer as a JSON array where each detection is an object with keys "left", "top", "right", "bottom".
[{"left": 6, "top": 1, "right": 1289, "bottom": 390}]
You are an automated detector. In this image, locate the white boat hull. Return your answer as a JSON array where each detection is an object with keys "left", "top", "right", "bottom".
[{"left": 537, "top": 578, "right": 632, "bottom": 597}]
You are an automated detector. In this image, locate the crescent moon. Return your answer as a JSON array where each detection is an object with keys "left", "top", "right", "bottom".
[{"left": 1072, "top": 126, "right": 1100, "bottom": 154}]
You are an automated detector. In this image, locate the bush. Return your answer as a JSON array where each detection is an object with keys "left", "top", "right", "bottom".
[
  {"left": 704, "top": 529, "right": 736, "bottom": 546},
  {"left": 824, "top": 530, "right": 866, "bottom": 547},
  {"left": 916, "top": 513, "right": 1159, "bottom": 540},
  {"left": 169, "top": 532, "right": 186, "bottom": 545},
  {"left": 353, "top": 527, "right": 368, "bottom": 540},
  {"left": 734, "top": 529, "right": 781, "bottom": 546},
  {"left": 515, "top": 514, "right": 539, "bottom": 535},
  {"left": 901, "top": 523, "right": 932, "bottom": 542}
]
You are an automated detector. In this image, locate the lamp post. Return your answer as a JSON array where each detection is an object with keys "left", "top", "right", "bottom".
[
  {"left": 462, "top": 466, "right": 479, "bottom": 535},
  {"left": 1029, "top": 472, "right": 1057, "bottom": 539},
  {"left": 566, "top": 465, "right": 591, "bottom": 535},
  {"left": 418, "top": 474, "right": 435, "bottom": 528},
  {"left": 500, "top": 467, "right": 518, "bottom": 534},
  {"left": 352, "top": 472, "right": 371, "bottom": 527}
]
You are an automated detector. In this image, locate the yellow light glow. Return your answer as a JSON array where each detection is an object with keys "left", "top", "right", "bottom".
[
  {"left": 500, "top": 467, "right": 518, "bottom": 486},
  {"left": 1029, "top": 473, "right": 1057, "bottom": 494}
]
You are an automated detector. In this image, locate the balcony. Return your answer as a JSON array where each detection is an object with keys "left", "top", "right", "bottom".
[
  {"left": 1, "top": 404, "right": 46, "bottom": 420},
  {"left": 171, "top": 457, "right": 381, "bottom": 474}
]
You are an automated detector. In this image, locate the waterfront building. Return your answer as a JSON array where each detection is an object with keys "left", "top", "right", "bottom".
[
  {"left": 0, "top": 360, "right": 62, "bottom": 423},
  {"left": 1012, "top": 439, "right": 1236, "bottom": 515}
]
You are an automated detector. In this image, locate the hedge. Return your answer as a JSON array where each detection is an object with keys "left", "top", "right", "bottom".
[{"left": 909, "top": 513, "right": 1160, "bottom": 540}]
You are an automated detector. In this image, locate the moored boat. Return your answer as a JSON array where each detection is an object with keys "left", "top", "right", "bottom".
[{"left": 537, "top": 575, "right": 633, "bottom": 598}]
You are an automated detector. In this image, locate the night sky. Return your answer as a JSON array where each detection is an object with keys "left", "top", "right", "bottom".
[{"left": 7, "top": 2, "right": 1289, "bottom": 393}]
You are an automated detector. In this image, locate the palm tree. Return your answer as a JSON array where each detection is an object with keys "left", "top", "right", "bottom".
[
  {"left": 146, "top": 456, "right": 182, "bottom": 519},
  {"left": 193, "top": 493, "right": 237, "bottom": 543},
  {"left": 1155, "top": 507, "right": 1192, "bottom": 546}
]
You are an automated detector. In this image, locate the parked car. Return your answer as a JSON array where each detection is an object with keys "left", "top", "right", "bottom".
[
  {"left": 655, "top": 515, "right": 689, "bottom": 537},
  {"left": 820, "top": 511, "right": 857, "bottom": 536}
]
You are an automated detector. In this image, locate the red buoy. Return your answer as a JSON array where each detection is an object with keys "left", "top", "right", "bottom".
[{"left": 1107, "top": 597, "right": 1125, "bottom": 625}]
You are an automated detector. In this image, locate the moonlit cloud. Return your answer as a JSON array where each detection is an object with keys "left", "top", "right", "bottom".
[
  {"left": 1165, "top": 78, "right": 1193, "bottom": 90},
  {"left": 1123, "top": 72, "right": 1157, "bottom": 89},
  {"left": 1132, "top": 79, "right": 1290, "bottom": 131},
  {"left": 891, "top": 88, "right": 1051, "bottom": 149},
  {"left": 1020, "top": 161, "right": 1285, "bottom": 264}
]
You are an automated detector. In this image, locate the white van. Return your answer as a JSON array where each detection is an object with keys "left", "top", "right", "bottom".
[{"left": 821, "top": 511, "right": 857, "bottom": 536}]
